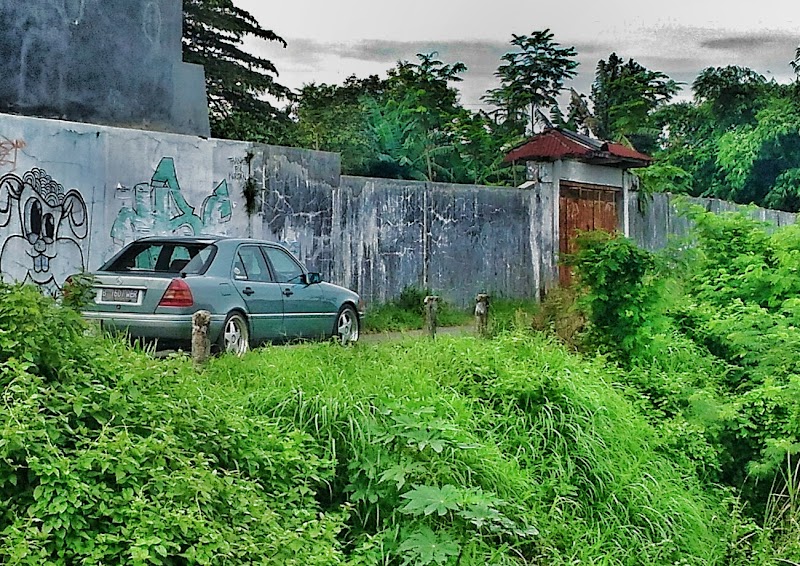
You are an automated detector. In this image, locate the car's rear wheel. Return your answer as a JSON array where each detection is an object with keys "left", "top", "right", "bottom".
[
  {"left": 335, "top": 305, "right": 359, "bottom": 345},
  {"left": 220, "top": 312, "right": 249, "bottom": 355}
]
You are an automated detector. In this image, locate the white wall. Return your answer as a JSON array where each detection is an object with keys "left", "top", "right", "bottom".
[{"left": 0, "top": 113, "right": 253, "bottom": 294}]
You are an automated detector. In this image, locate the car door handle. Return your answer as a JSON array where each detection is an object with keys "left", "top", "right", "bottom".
[
  {"left": 282, "top": 288, "right": 293, "bottom": 297},
  {"left": 242, "top": 287, "right": 255, "bottom": 296}
]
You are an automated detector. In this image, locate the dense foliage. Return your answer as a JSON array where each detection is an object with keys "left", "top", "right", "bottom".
[
  {"left": 568, "top": 210, "right": 800, "bottom": 562},
  {"left": 184, "top": 5, "right": 800, "bottom": 208},
  {"left": 483, "top": 30, "right": 579, "bottom": 135},
  {"left": 2, "top": 279, "right": 757, "bottom": 565},
  {"left": 7, "top": 208, "right": 800, "bottom": 562},
  {"left": 652, "top": 68, "right": 800, "bottom": 211},
  {"left": 290, "top": 54, "right": 523, "bottom": 184},
  {"left": 0, "top": 284, "right": 341, "bottom": 563},
  {"left": 590, "top": 53, "right": 680, "bottom": 153}
]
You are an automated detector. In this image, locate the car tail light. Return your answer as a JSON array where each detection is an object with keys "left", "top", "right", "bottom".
[{"left": 159, "top": 278, "right": 193, "bottom": 307}]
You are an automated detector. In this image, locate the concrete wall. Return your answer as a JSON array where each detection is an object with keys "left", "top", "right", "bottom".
[
  {"left": 4, "top": 111, "right": 795, "bottom": 308},
  {"left": 628, "top": 192, "right": 797, "bottom": 251},
  {"left": 0, "top": 113, "right": 252, "bottom": 295},
  {"left": 0, "top": 0, "right": 209, "bottom": 136},
  {"left": 335, "top": 177, "right": 557, "bottom": 306},
  {"left": 0, "top": 112, "right": 557, "bottom": 306}
]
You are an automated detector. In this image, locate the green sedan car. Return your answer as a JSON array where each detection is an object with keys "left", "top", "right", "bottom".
[{"left": 81, "top": 236, "right": 364, "bottom": 354}]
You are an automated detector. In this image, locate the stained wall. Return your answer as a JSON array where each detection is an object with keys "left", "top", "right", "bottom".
[
  {"left": 0, "top": 0, "right": 209, "bottom": 136},
  {"left": 4, "top": 112, "right": 793, "bottom": 308},
  {"left": 0, "top": 112, "right": 556, "bottom": 306}
]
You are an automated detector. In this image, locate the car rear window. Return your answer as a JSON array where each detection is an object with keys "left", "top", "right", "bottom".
[{"left": 102, "top": 242, "right": 216, "bottom": 274}]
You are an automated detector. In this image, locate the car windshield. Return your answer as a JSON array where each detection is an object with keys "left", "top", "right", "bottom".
[{"left": 102, "top": 242, "right": 216, "bottom": 274}]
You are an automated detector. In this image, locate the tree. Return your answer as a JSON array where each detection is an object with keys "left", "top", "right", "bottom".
[
  {"left": 692, "top": 66, "right": 767, "bottom": 129},
  {"left": 484, "top": 30, "right": 578, "bottom": 135},
  {"left": 716, "top": 95, "right": 800, "bottom": 210},
  {"left": 182, "top": 0, "right": 293, "bottom": 141},
  {"left": 591, "top": 53, "right": 679, "bottom": 151},
  {"left": 365, "top": 53, "right": 467, "bottom": 181},
  {"left": 558, "top": 88, "right": 596, "bottom": 136},
  {"left": 291, "top": 75, "right": 384, "bottom": 175}
]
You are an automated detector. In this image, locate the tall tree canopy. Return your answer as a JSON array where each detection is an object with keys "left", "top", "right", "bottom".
[
  {"left": 291, "top": 53, "right": 520, "bottom": 185},
  {"left": 182, "top": 0, "right": 293, "bottom": 141},
  {"left": 291, "top": 76, "right": 384, "bottom": 175},
  {"left": 484, "top": 30, "right": 578, "bottom": 134},
  {"left": 651, "top": 56, "right": 800, "bottom": 211},
  {"left": 591, "top": 53, "right": 679, "bottom": 152},
  {"left": 692, "top": 66, "right": 768, "bottom": 128}
]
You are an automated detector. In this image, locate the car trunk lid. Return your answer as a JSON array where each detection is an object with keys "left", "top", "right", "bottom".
[{"left": 88, "top": 272, "right": 180, "bottom": 314}]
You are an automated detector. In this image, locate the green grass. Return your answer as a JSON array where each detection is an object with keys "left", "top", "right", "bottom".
[
  {"left": 363, "top": 290, "right": 541, "bottom": 334},
  {"left": 363, "top": 301, "right": 472, "bottom": 332},
  {"left": 0, "top": 282, "right": 771, "bottom": 564},
  {"left": 200, "top": 331, "right": 733, "bottom": 564}
]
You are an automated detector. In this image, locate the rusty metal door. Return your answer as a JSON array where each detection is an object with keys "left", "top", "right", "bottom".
[{"left": 559, "top": 182, "right": 620, "bottom": 286}]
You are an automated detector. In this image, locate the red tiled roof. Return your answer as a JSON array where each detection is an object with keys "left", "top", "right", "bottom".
[
  {"left": 503, "top": 128, "right": 652, "bottom": 168},
  {"left": 504, "top": 129, "right": 592, "bottom": 162},
  {"left": 603, "top": 142, "right": 651, "bottom": 162}
]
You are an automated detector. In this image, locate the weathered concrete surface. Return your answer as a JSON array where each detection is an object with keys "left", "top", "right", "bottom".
[
  {"left": 254, "top": 145, "right": 339, "bottom": 278},
  {"left": 335, "top": 178, "right": 426, "bottom": 305},
  {"left": 4, "top": 111, "right": 796, "bottom": 309},
  {"left": 0, "top": 113, "right": 250, "bottom": 293},
  {"left": 629, "top": 192, "right": 797, "bottom": 251},
  {"left": 0, "top": 0, "right": 209, "bottom": 136},
  {"left": 337, "top": 177, "right": 557, "bottom": 307},
  {"left": 426, "top": 182, "right": 556, "bottom": 305}
]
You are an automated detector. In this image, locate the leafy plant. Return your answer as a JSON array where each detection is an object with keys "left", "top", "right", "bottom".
[
  {"left": 568, "top": 230, "right": 666, "bottom": 360},
  {"left": 60, "top": 271, "right": 97, "bottom": 311}
]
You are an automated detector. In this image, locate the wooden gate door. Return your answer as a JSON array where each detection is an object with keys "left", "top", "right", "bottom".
[{"left": 559, "top": 182, "right": 620, "bottom": 286}]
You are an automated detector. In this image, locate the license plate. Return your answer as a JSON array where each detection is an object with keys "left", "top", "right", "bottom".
[{"left": 101, "top": 288, "right": 140, "bottom": 303}]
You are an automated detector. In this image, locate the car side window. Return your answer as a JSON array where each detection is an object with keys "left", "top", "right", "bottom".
[
  {"left": 263, "top": 247, "right": 303, "bottom": 283},
  {"left": 234, "top": 246, "right": 272, "bottom": 282}
]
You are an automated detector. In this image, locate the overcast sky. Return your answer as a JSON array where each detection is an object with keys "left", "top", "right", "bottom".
[{"left": 237, "top": 0, "right": 798, "bottom": 111}]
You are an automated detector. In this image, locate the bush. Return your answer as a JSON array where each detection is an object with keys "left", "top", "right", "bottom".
[
  {"left": 0, "top": 282, "right": 344, "bottom": 564},
  {"left": 568, "top": 231, "right": 667, "bottom": 361}
]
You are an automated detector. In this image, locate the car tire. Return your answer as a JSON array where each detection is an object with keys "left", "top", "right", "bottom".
[
  {"left": 219, "top": 312, "right": 250, "bottom": 356},
  {"left": 334, "top": 305, "right": 359, "bottom": 345}
]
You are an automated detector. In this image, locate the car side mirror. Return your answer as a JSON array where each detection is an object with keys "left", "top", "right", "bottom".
[{"left": 303, "top": 272, "right": 322, "bottom": 285}]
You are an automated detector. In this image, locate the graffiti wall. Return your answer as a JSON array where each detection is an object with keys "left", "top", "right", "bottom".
[
  {"left": 110, "top": 157, "right": 232, "bottom": 247},
  {"left": 0, "top": 168, "right": 87, "bottom": 294},
  {"left": 0, "top": 113, "right": 258, "bottom": 290}
]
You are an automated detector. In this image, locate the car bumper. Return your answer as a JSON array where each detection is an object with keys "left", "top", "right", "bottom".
[{"left": 82, "top": 311, "right": 227, "bottom": 343}]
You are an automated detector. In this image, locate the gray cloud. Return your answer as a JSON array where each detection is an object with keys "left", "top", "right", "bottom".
[{"left": 701, "top": 32, "right": 794, "bottom": 51}]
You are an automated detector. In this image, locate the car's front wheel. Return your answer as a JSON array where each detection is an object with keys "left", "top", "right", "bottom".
[
  {"left": 335, "top": 305, "right": 359, "bottom": 345},
  {"left": 220, "top": 312, "right": 250, "bottom": 356}
]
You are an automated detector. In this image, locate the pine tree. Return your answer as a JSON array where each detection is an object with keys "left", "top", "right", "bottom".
[{"left": 182, "top": 0, "right": 293, "bottom": 141}]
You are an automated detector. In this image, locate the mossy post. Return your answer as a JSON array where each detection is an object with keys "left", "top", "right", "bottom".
[
  {"left": 424, "top": 295, "right": 439, "bottom": 338},
  {"left": 192, "top": 310, "right": 212, "bottom": 365},
  {"left": 475, "top": 293, "right": 490, "bottom": 337}
]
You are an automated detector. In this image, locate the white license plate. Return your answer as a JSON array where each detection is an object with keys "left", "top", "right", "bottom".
[{"left": 101, "top": 288, "right": 140, "bottom": 303}]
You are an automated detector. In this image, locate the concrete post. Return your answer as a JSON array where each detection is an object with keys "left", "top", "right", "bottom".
[
  {"left": 475, "top": 293, "right": 490, "bottom": 337},
  {"left": 423, "top": 295, "right": 439, "bottom": 338},
  {"left": 191, "top": 310, "right": 212, "bottom": 365}
]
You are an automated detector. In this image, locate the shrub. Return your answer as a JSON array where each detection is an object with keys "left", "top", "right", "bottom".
[
  {"left": 0, "top": 282, "right": 344, "bottom": 564},
  {"left": 568, "top": 231, "right": 667, "bottom": 361}
]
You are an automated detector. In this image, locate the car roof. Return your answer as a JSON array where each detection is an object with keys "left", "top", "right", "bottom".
[{"left": 131, "top": 236, "right": 286, "bottom": 247}]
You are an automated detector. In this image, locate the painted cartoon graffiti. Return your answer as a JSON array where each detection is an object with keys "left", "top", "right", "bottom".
[
  {"left": 0, "top": 168, "right": 88, "bottom": 293},
  {"left": 0, "top": 137, "right": 26, "bottom": 171},
  {"left": 111, "top": 157, "right": 232, "bottom": 246}
]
